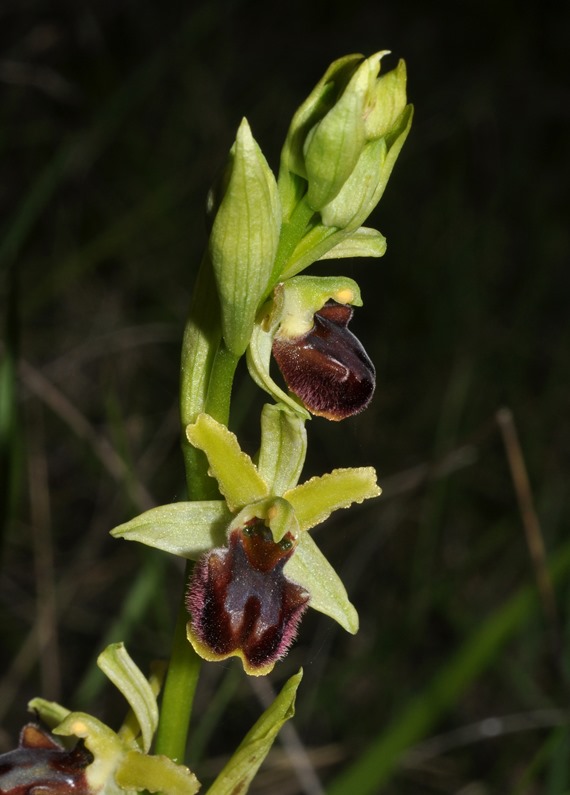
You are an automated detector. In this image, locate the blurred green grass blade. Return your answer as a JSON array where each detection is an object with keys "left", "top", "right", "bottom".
[
  {"left": 513, "top": 728, "right": 567, "bottom": 794},
  {"left": 547, "top": 726, "right": 570, "bottom": 793},
  {"left": 0, "top": 7, "right": 208, "bottom": 274},
  {"left": 0, "top": 265, "right": 20, "bottom": 557},
  {"left": 72, "top": 549, "right": 167, "bottom": 706},
  {"left": 327, "top": 541, "right": 570, "bottom": 795}
]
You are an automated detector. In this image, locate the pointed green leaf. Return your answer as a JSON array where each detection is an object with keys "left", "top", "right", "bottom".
[
  {"left": 257, "top": 403, "right": 307, "bottom": 495},
  {"left": 209, "top": 118, "right": 281, "bottom": 356},
  {"left": 317, "top": 226, "right": 387, "bottom": 260},
  {"left": 111, "top": 501, "right": 229, "bottom": 559},
  {"left": 115, "top": 751, "right": 200, "bottom": 795},
  {"left": 97, "top": 643, "right": 158, "bottom": 753},
  {"left": 286, "top": 533, "right": 358, "bottom": 633},
  {"left": 207, "top": 670, "right": 303, "bottom": 795},
  {"left": 285, "top": 467, "right": 381, "bottom": 531},
  {"left": 186, "top": 413, "right": 269, "bottom": 511}
]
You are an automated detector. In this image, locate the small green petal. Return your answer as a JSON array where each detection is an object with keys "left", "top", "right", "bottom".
[
  {"left": 272, "top": 275, "right": 362, "bottom": 339},
  {"left": 318, "top": 226, "right": 387, "bottom": 260},
  {"left": 115, "top": 751, "right": 200, "bottom": 795},
  {"left": 186, "top": 413, "right": 269, "bottom": 511},
  {"left": 97, "top": 643, "right": 158, "bottom": 754},
  {"left": 111, "top": 501, "right": 230, "bottom": 559},
  {"left": 286, "top": 533, "right": 358, "bottom": 633},
  {"left": 228, "top": 497, "right": 300, "bottom": 543},
  {"left": 53, "top": 713, "right": 124, "bottom": 795},
  {"left": 257, "top": 403, "right": 307, "bottom": 495},
  {"left": 285, "top": 467, "right": 381, "bottom": 532},
  {"left": 207, "top": 670, "right": 302, "bottom": 795}
]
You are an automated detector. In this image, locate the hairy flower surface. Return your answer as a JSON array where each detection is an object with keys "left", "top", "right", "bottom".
[
  {"left": 187, "top": 520, "right": 309, "bottom": 675},
  {"left": 248, "top": 276, "right": 375, "bottom": 421},
  {"left": 112, "top": 406, "right": 381, "bottom": 674},
  {"left": 272, "top": 299, "right": 375, "bottom": 420}
]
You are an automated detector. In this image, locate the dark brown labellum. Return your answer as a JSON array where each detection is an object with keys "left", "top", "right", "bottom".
[
  {"left": 272, "top": 300, "right": 375, "bottom": 420},
  {"left": 0, "top": 725, "right": 93, "bottom": 795},
  {"left": 186, "top": 520, "right": 309, "bottom": 673}
]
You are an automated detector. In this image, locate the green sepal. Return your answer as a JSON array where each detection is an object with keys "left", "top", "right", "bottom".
[
  {"left": 115, "top": 751, "right": 200, "bottom": 795},
  {"left": 285, "top": 467, "right": 381, "bottom": 532},
  {"left": 110, "top": 500, "right": 230, "bottom": 559},
  {"left": 279, "top": 54, "right": 363, "bottom": 219},
  {"left": 186, "top": 413, "right": 269, "bottom": 511},
  {"left": 27, "top": 698, "right": 70, "bottom": 730},
  {"left": 364, "top": 57, "right": 408, "bottom": 140},
  {"left": 246, "top": 321, "right": 310, "bottom": 419},
  {"left": 321, "top": 105, "right": 413, "bottom": 230},
  {"left": 320, "top": 136, "right": 388, "bottom": 230},
  {"left": 209, "top": 117, "right": 281, "bottom": 356},
  {"left": 207, "top": 669, "right": 302, "bottom": 795},
  {"left": 257, "top": 403, "right": 307, "bottom": 495},
  {"left": 318, "top": 226, "right": 387, "bottom": 260},
  {"left": 97, "top": 643, "right": 158, "bottom": 753},
  {"left": 286, "top": 533, "right": 359, "bottom": 633}
]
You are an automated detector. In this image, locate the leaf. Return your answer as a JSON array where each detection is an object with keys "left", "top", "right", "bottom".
[
  {"left": 210, "top": 118, "right": 281, "bottom": 356},
  {"left": 317, "top": 226, "right": 387, "bottom": 260},
  {"left": 111, "top": 501, "right": 230, "bottom": 559},
  {"left": 207, "top": 670, "right": 303, "bottom": 795},
  {"left": 97, "top": 644, "right": 158, "bottom": 753}
]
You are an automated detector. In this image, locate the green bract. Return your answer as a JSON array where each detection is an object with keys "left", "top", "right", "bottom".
[
  {"left": 209, "top": 118, "right": 281, "bottom": 356},
  {"left": 111, "top": 405, "right": 381, "bottom": 636}
]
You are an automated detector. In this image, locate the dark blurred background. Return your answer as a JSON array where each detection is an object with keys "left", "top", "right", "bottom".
[{"left": 1, "top": 1, "right": 568, "bottom": 793}]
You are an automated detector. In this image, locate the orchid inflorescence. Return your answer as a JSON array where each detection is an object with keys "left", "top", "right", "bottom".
[{"left": 6, "top": 51, "right": 411, "bottom": 794}]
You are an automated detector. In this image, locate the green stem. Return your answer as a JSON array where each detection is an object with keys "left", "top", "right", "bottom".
[
  {"left": 153, "top": 566, "right": 201, "bottom": 763},
  {"left": 155, "top": 254, "right": 240, "bottom": 764},
  {"left": 268, "top": 196, "right": 316, "bottom": 290}
]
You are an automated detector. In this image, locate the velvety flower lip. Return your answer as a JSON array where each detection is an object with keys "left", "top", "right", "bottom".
[
  {"left": 0, "top": 725, "right": 93, "bottom": 795},
  {"left": 187, "top": 519, "right": 310, "bottom": 676},
  {"left": 272, "top": 299, "right": 375, "bottom": 421}
]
